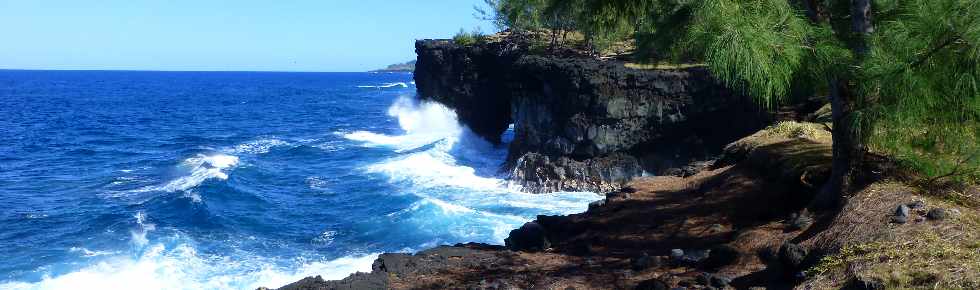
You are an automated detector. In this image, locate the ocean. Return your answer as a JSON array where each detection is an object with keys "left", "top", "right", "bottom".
[{"left": 0, "top": 70, "right": 601, "bottom": 289}]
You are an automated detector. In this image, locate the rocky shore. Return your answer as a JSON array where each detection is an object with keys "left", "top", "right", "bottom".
[
  {"left": 414, "top": 38, "right": 768, "bottom": 193},
  {"left": 268, "top": 36, "right": 980, "bottom": 289},
  {"left": 269, "top": 120, "right": 978, "bottom": 290}
]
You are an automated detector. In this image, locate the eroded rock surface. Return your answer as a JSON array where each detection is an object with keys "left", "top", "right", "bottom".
[{"left": 415, "top": 39, "right": 768, "bottom": 193}]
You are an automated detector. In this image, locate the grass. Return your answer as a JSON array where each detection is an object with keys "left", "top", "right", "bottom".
[
  {"left": 452, "top": 28, "right": 486, "bottom": 46},
  {"left": 804, "top": 183, "right": 980, "bottom": 289},
  {"left": 623, "top": 62, "right": 706, "bottom": 70},
  {"left": 869, "top": 121, "right": 980, "bottom": 188},
  {"left": 721, "top": 121, "right": 833, "bottom": 187}
]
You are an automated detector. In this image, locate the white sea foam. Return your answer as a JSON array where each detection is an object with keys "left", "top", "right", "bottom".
[
  {"left": 153, "top": 153, "right": 239, "bottom": 193},
  {"left": 356, "top": 82, "right": 409, "bottom": 89},
  {"left": 68, "top": 247, "right": 116, "bottom": 258},
  {"left": 350, "top": 96, "right": 604, "bottom": 243},
  {"left": 344, "top": 96, "right": 462, "bottom": 152},
  {"left": 1, "top": 212, "right": 377, "bottom": 290},
  {"left": 0, "top": 243, "right": 378, "bottom": 290},
  {"left": 229, "top": 139, "right": 290, "bottom": 154}
]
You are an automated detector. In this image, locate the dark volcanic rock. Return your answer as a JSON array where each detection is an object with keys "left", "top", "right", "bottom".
[
  {"left": 505, "top": 222, "right": 551, "bottom": 251},
  {"left": 631, "top": 252, "right": 661, "bottom": 271},
  {"left": 709, "top": 274, "right": 732, "bottom": 288},
  {"left": 274, "top": 245, "right": 509, "bottom": 290},
  {"left": 892, "top": 204, "right": 911, "bottom": 224},
  {"left": 703, "top": 245, "right": 740, "bottom": 270},
  {"left": 927, "top": 208, "right": 947, "bottom": 220},
  {"left": 511, "top": 152, "right": 642, "bottom": 193},
  {"left": 414, "top": 39, "right": 768, "bottom": 193},
  {"left": 635, "top": 278, "right": 670, "bottom": 290},
  {"left": 779, "top": 243, "right": 807, "bottom": 271}
]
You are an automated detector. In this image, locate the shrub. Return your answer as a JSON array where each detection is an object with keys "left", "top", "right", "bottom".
[{"left": 452, "top": 28, "right": 485, "bottom": 46}]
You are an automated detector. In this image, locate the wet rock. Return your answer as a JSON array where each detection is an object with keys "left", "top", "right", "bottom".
[
  {"left": 588, "top": 199, "right": 607, "bottom": 210},
  {"left": 927, "top": 208, "right": 947, "bottom": 220},
  {"left": 891, "top": 204, "right": 910, "bottom": 224},
  {"left": 415, "top": 39, "right": 767, "bottom": 194},
  {"left": 504, "top": 222, "right": 550, "bottom": 251},
  {"left": 670, "top": 249, "right": 685, "bottom": 260},
  {"left": 631, "top": 252, "right": 662, "bottom": 271},
  {"left": 680, "top": 249, "right": 710, "bottom": 264},
  {"left": 607, "top": 190, "right": 632, "bottom": 200},
  {"left": 510, "top": 152, "right": 643, "bottom": 193},
  {"left": 779, "top": 243, "right": 807, "bottom": 270},
  {"left": 710, "top": 275, "right": 732, "bottom": 288},
  {"left": 634, "top": 278, "right": 670, "bottom": 290},
  {"left": 703, "top": 245, "right": 740, "bottom": 269}
]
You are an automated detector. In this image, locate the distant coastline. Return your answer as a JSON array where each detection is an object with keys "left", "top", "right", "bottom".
[{"left": 371, "top": 60, "right": 415, "bottom": 72}]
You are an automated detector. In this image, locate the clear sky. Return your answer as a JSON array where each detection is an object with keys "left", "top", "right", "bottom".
[{"left": 0, "top": 0, "right": 494, "bottom": 72}]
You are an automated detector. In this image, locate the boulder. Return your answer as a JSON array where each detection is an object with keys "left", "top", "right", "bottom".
[
  {"left": 670, "top": 249, "right": 685, "bottom": 260},
  {"left": 634, "top": 278, "right": 670, "bottom": 290},
  {"left": 709, "top": 275, "right": 732, "bottom": 288},
  {"left": 927, "top": 208, "right": 948, "bottom": 220},
  {"left": 703, "top": 245, "right": 740, "bottom": 269},
  {"left": 631, "top": 252, "right": 662, "bottom": 271},
  {"left": 779, "top": 243, "right": 807, "bottom": 270},
  {"left": 504, "top": 222, "right": 550, "bottom": 251},
  {"left": 891, "top": 204, "right": 910, "bottom": 224},
  {"left": 588, "top": 199, "right": 607, "bottom": 210}
]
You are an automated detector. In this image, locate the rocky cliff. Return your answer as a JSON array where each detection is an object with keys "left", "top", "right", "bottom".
[{"left": 415, "top": 39, "right": 769, "bottom": 193}]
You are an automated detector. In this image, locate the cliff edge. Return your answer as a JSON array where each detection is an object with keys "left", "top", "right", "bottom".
[{"left": 414, "top": 37, "right": 768, "bottom": 193}]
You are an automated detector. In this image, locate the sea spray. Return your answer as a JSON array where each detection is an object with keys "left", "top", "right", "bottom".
[
  {"left": 0, "top": 72, "right": 600, "bottom": 290},
  {"left": 344, "top": 96, "right": 603, "bottom": 244}
]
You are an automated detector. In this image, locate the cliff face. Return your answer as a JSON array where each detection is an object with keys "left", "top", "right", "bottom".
[{"left": 415, "top": 39, "right": 768, "bottom": 193}]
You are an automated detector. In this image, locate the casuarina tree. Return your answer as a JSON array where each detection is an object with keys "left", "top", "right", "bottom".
[{"left": 485, "top": 0, "right": 980, "bottom": 203}]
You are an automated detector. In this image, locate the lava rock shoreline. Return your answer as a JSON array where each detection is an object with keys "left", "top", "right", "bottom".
[{"left": 414, "top": 38, "right": 768, "bottom": 193}]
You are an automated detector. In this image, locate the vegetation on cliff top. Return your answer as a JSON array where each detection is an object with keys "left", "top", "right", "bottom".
[{"left": 476, "top": 0, "right": 980, "bottom": 194}]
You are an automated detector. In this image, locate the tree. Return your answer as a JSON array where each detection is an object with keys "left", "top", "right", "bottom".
[
  {"left": 616, "top": 0, "right": 979, "bottom": 204},
  {"left": 486, "top": 0, "right": 980, "bottom": 202}
]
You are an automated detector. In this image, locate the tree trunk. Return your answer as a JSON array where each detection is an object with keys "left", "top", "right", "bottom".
[
  {"left": 850, "top": 0, "right": 874, "bottom": 54},
  {"left": 815, "top": 79, "right": 863, "bottom": 207},
  {"left": 800, "top": 0, "right": 821, "bottom": 22},
  {"left": 812, "top": 0, "right": 873, "bottom": 208}
]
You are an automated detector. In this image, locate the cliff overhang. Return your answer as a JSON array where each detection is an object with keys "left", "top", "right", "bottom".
[{"left": 414, "top": 38, "right": 769, "bottom": 193}]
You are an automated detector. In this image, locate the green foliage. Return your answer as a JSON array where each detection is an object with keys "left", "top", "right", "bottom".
[
  {"left": 452, "top": 28, "right": 486, "bottom": 46},
  {"left": 859, "top": 0, "right": 980, "bottom": 184},
  {"left": 680, "top": 0, "right": 814, "bottom": 108},
  {"left": 480, "top": 0, "right": 980, "bottom": 185}
]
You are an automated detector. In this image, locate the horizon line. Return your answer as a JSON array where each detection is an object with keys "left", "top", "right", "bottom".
[{"left": 0, "top": 68, "right": 414, "bottom": 74}]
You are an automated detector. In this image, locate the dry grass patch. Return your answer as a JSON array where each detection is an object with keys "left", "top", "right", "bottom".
[
  {"left": 623, "top": 62, "right": 706, "bottom": 70},
  {"left": 802, "top": 183, "right": 980, "bottom": 289}
]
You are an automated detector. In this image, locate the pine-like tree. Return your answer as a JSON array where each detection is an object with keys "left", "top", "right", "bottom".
[
  {"left": 484, "top": 0, "right": 980, "bottom": 202},
  {"left": 599, "top": 0, "right": 979, "bottom": 203}
]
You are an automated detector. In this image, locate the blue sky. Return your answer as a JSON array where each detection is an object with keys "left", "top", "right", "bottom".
[{"left": 0, "top": 0, "right": 494, "bottom": 72}]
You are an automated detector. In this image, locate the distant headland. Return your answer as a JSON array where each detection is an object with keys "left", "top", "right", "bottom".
[{"left": 371, "top": 60, "right": 415, "bottom": 72}]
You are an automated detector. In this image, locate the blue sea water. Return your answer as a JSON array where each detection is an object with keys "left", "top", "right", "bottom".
[{"left": 0, "top": 70, "right": 601, "bottom": 290}]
